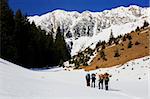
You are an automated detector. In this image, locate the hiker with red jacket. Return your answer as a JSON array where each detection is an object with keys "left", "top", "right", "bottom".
[{"left": 98, "top": 74, "right": 104, "bottom": 89}]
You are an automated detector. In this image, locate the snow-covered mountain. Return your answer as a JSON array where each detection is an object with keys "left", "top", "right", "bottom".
[{"left": 28, "top": 5, "right": 150, "bottom": 56}]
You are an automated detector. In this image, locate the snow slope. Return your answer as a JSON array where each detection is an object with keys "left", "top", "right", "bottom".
[
  {"left": 0, "top": 56, "right": 150, "bottom": 99},
  {"left": 28, "top": 5, "right": 150, "bottom": 56}
]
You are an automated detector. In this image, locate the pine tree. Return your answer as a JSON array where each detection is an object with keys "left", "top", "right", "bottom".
[
  {"left": 126, "top": 34, "right": 132, "bottom": 40},
  {"left": 74, "top": 59, "right": 80, "bottom": 69},
  {"left": 135, "top": 26, "right": 140, "bottom": 32},
  {"left": 122, "top": 35, "right": 126, "bottom": 41},
  {"left": 55, "top": 27, "right": 71, "bottom": 66},
  {"left": 101, "top": 41, "right": 106, "bottom": 49},
  {"left": 143, "top": 21, "right": 149, "bottom": 28},
  {"left": 100, "top": 50, "right": 107, "bottom": 61},
  {"left": 96, "top": 40, "right": 101, "bottom": 48},
  {"left": 128, "top": 41, "right": 133, "bottom": 48},
  {"left": 45, "top": 32, "right": 57, "bottom": 66},
  {"left": 27, "top": 22, "right": 41, "bottom": 67},
  {"left": 14, "top": 9, "right": 32, "bottom": 66},
  {"left": 108, "top": 30, "right": 114, "bottom": 45},
  {"left": 0, "top": 0, "right": 17, "bottom": 62},
  {"left": 114, "top": 48, "right": 120, "bottom": 57}
]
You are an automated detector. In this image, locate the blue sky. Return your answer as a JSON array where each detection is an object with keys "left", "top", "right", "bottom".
[{"left": 9, "top": 0, "right": 149, "bottom": 16}]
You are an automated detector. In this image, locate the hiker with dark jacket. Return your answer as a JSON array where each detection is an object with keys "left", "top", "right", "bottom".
[
  {"left": 104, "top": 73, "right": 111, "bottom": 90},
  {"left": 98, "top": 74, "right": 104, "bottom": 89},
  {"left": 91, "top": 73, "right": 96, "bottom": 88},
  {"left": 86, "top": 73, "right": 91, "bottom": 87}
]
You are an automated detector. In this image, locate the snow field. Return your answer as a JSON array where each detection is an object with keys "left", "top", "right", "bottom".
[{"left": 0, "top": 56, "right": 150, "bottom": 99}]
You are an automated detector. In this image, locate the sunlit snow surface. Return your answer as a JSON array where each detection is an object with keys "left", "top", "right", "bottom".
[{"left": 0, "top": 56, "right": 150, "bottom": 99}]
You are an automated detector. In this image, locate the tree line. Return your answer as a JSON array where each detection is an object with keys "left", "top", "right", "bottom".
[{"left": 0, "top": 0, "right": 71, "bottom": 68}]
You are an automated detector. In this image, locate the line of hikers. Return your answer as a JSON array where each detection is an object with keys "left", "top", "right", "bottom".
[{"left": 85, "top": 72, "right": 111, "bottom": 90}]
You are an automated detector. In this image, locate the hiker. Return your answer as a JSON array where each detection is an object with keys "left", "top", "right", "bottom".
[
  {"left": 85, "top": 73, "right": 91, "bottom": 87},
  {"left": 104, "top": 73, "right": 111, "bottom": 90},
  {"left": 98, "top": 74, "right": 104, "bottom": 89},
  {"left": 91, "top": 73, "right": 96, "bottom": 88}
]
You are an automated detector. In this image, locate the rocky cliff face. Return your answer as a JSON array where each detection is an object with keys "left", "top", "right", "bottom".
[{"left": 28, "top": 5, "right": 150, "bottom": 56}]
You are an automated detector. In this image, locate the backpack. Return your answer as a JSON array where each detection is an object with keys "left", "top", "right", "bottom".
[
  {"left": 86, "top": 74, "right": 90, "bottom": 80},
  {"left": 105, "top": 77, "right": 109, "bottom": 82}
]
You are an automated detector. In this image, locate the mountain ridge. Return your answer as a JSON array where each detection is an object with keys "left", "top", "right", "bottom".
[{"left": 28, "top": 5, "right": 150, "bottom": 56}]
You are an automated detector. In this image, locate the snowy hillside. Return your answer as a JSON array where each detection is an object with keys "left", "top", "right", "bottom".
[
  {"left": 0, "top": 56, "right": 149, "bottom": 99},
  {"left": 28, "top": 5, "right": 150, "bottom": 56}
]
